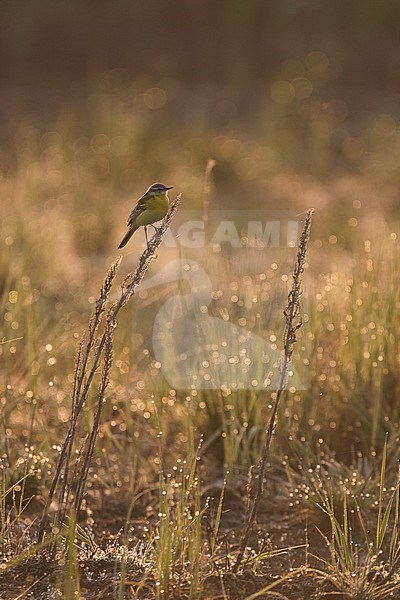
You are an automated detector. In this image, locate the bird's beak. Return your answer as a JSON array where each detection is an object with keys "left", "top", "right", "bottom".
[{"left": 166, "top": 186, "right": 173, "bottom": 190}]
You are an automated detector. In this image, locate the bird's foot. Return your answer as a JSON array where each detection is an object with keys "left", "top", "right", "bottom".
[{"left": 150, "top": 224, "right": 162, "bottom": 236}]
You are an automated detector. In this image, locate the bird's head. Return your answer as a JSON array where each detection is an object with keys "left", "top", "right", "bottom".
[{"left": 147, "top": 182, "right": 173, "bottom": 196}]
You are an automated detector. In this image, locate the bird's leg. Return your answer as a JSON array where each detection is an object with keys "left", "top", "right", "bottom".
[
  {"left": 149, "top": 225, "right": 160, "bottom": 258},
  {"left": 144, "top": 226, "right": 149, "bottom": 247},
  {"left": 150, "top": 224, "right": 161, "bottom": 235}
]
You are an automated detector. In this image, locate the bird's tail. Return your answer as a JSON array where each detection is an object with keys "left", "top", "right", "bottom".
[{"left": 118, "top": 225, "right": 139, "bottom": 249}]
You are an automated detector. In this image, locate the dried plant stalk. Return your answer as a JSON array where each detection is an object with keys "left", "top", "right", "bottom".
[
  {"left": 203, "top": 158, "right": 216, "bottom": 220},
  {"left": 37, "top": 258, "right": 121, "bottom": 544},
  {"left": 233, "top": 208, "right": 314, "bottom": 572},
  {"left": 72, "top": 309, "right": 115, "bottom": 518},
  {"left": 37, "top": 195, "right": 181, "bottom": 544}
]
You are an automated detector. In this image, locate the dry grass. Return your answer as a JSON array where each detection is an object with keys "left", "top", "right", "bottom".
[{"left": 1, "top": 81, "right": 400, "bottom": 598}]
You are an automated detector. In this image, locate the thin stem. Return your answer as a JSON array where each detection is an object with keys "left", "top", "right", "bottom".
[{"left": 233, "top": 208, "right": 314, "bottom": 572}]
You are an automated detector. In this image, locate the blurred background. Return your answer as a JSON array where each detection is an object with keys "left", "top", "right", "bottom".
[
  {"left": 1, "top": 1, "right": 400, "bottom": 272},
  {"left": 1, "top": 0, "right": 400, "bottom": 459}
]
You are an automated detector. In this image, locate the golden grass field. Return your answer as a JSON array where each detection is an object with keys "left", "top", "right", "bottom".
[{"left": 1, "top": 50, "right": 400, "bottom": 599}]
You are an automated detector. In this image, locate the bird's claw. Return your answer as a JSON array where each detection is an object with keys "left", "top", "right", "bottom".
[{"left": 151, "top": 224, "right": 163, "bottom": 234}]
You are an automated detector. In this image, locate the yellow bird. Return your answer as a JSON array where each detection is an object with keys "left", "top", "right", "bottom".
[{"left": 118, "top": 182, "right": 173, "bottom": 249}]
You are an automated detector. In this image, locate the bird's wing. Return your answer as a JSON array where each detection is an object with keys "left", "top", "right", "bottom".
[{"left": 127, "top": 192, "right": 150, "bottom": 227}]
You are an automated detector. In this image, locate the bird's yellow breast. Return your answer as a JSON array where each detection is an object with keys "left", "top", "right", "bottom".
[{"left": 135, "top": 193, "right": 169, "bottom": 227}]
